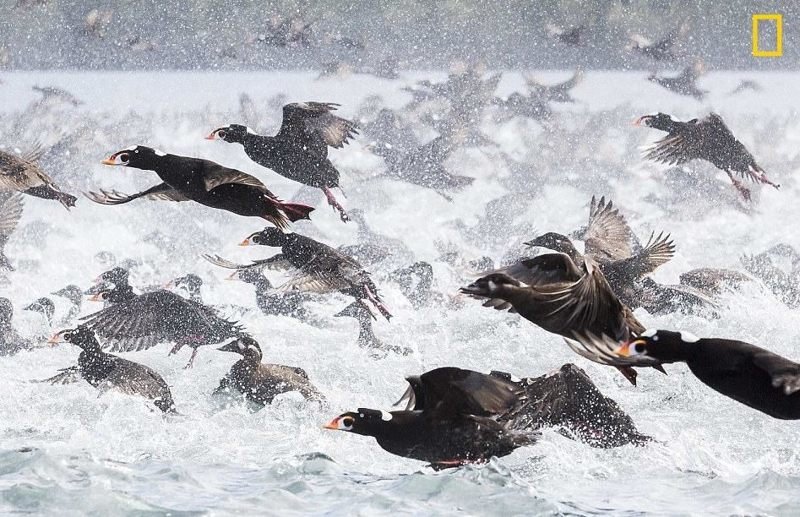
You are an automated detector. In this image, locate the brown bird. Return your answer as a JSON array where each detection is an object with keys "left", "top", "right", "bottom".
[
  {"left": 460, "top": 251, "right": 656, "bottom": 384},
  {"left": 215, "top": 336, "right": 323, "bottom": 406},
  {"left": 0, "top": 146, "right": 76, "bottom": 209},
  {"left": 0, "top": 193, "right": 23, "bottom": 271}
]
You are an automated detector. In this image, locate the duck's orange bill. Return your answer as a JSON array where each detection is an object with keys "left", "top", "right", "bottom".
[
  {"left": 238, "top": 238, "right": 251, "bottom": 247},
  {"left": 101, "top": 157, "right": 117, "bottom": 165},
  {"left": 47, "top": 332, "right": 64, "bottom": 345},
  {"left": 323, "top": 416, "right": 340, "bottom": 430}
]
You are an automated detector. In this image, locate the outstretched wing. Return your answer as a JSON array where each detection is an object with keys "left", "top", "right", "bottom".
[
  {"left": 0, "top": 193, "right": 23, "bottom": 236},
  {"left": 202, "top": 253, "right": 291, "bottom": 272},
  {"left": 80, "top": 290, "right": 242, "bottom": 352},
  {"left": 584, "top": 196, "right": 634, "bottom": 262},
  {"left": 642, "top": 121, "right": 703, "bottom": 166},
  {"left": 85, "top": 184, "right": 190, "bottom": 205},
  {"left": 277, "top": 102, "right": 358, "bottom": 156},
  {"left": 604, "top": 231, "right": 675, "bottom": 285}
]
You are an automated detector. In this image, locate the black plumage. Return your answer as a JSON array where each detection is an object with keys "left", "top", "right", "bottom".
[
  {"left": 215, "top": 336, "right": 322, "bottom": 407},
  {"left": 89, "top": 146, "right": 313, "bottom": 229},
  {"left": 492, "top": 364, "right": 650, "bottom": 448},
  {"left": 207, "top": 102, "right": 357, "bottom": 222},
  {"left": 636, "top": 112, "right": 779, "bottom": 200},
  {"left": 48, "top": 326, "right": 175, "bottom": 413},
  {"left": 79, "top": 283, "right": 246, "bottom": 368},
  {"left": 570, "top": 329, "right": 800, "bottom": 420},
  {"left": 325, "top": 367, "right": 536, "bottom": 469},
  {"left": 240, "top": 228, "right": 391, "bottom": 320}
]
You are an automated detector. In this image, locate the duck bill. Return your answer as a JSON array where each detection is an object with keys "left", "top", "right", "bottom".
[
  {"left": 238, "top": 238, "right": 251, "bottom": 247},
  {"left": 88, "top": 293, "right": 103, "bottom": 302},
  {"left": 205, "top": 129, "right": 220, "bottom": 140},
  {"left": 47, "top": 331, "right": 65, "bottom": 345},
  {"left": 615, "top": 339, "right": 644, "bottom": 357},
  {"left": 323, "top": 416, "right": 342, "bottom": 430},
  {"left": 101, "top": 151, "right": 129, "bottom": 166},
  {"left": 632, "top": 116, "right": 648, "bottom": 126}
]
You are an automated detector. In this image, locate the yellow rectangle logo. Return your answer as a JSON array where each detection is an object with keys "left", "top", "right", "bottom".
[{"left": 752, "top": 13, "right": 783, "bottom": 57}]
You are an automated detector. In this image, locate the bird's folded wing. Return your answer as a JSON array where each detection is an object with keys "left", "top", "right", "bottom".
[
  {"left": 203, "top": 169, "right": 267, "bottom": 192},
  {"left": 752, "top": 351, "right": 800, "bottom": 395}
]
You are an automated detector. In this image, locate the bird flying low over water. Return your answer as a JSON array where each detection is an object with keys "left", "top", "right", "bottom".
[
  {"left": 568, "top": 329, "right": 800, "bottom": 420},
  {"left": 88, "top": 146, "right": 313, "bottom": 229},
  {"left": 206, "top": 102, "right": 357, "bottom": 222},
  {"left": 635, "top": 112, "right": 779, "bottom": 201}
]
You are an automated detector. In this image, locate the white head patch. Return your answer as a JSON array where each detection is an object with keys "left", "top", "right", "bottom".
[
  {"left": 380, "top": 410, "right": 393, "bottom": 421},
  {"left": 679, "top": 331, "right": 700, "bottom": 343},
  {"left": 124, "top": 145, "right": 138, "bottom": 152}
]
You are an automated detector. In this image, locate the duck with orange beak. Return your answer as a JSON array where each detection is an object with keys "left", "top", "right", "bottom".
[
  {"left": 87, "top": 145, "right": 313, "bottom": 229},
  {"left": 569, "top": 329, "right": 800, "bottom": 420},
  {"left": 206, "top": 102, "right": 357, "bottom": 223},
  {"left": 46, "top": 326, "right": 176, "bottom": 413},
  {"left": 324, "top": 367, "right": 536, "bottom": 470}
]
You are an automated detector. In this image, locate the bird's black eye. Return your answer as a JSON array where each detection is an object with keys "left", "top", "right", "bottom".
[
  {"left": 633, "top": 343, "right": 646, "bottom": 354},
  {"left": 342, "top": 417, "right": 354, "bottom": 427},
  {"left": 218, "top": 130, "right": 226, "bottom": 139},
  {"left": 119, "top": 153, "right": 130, "bottom": 163}
]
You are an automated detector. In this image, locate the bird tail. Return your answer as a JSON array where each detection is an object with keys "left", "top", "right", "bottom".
[
  {"left": 58, "top": 192, "right": 78, "bottom": 210},
  {"left": 280, "top": 202, "right": 315, "bottom": 222}
]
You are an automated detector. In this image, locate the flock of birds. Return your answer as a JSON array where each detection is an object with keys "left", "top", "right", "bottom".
[{"left": 0, "top": 64, "right": 797, "bottom": 470}]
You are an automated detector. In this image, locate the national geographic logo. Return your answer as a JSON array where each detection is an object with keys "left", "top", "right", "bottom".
[{"left": 752, "top": 14, "right": 783, "bottom": 57}]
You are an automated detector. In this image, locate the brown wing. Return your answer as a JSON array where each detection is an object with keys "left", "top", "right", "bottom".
[
  {"left": 202, "top": 168, "right": 270, "bottom": 192},
  {"left": 604, "top": 231, "right": 675, "bottom": 285},
  {"left": 276, "top": 102, "right": 358, "bottom": 156},
  {"left": 202, "top": 253, "right": 292, "bottom": 272},
  {"left": 85, "top": 184, "right": 190, "bottom": 205},
  {"left": 279, "top": 243, "right": 368, "bottom": 293},
  {"left": 0, "top": 150, "right": 53, "bottom": 191},
  {"left": 584, "top": 196, "right": 634, "bottom": 262},
  {"left": 0, "top": 193, "right": 23, "bottom": 236}
]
